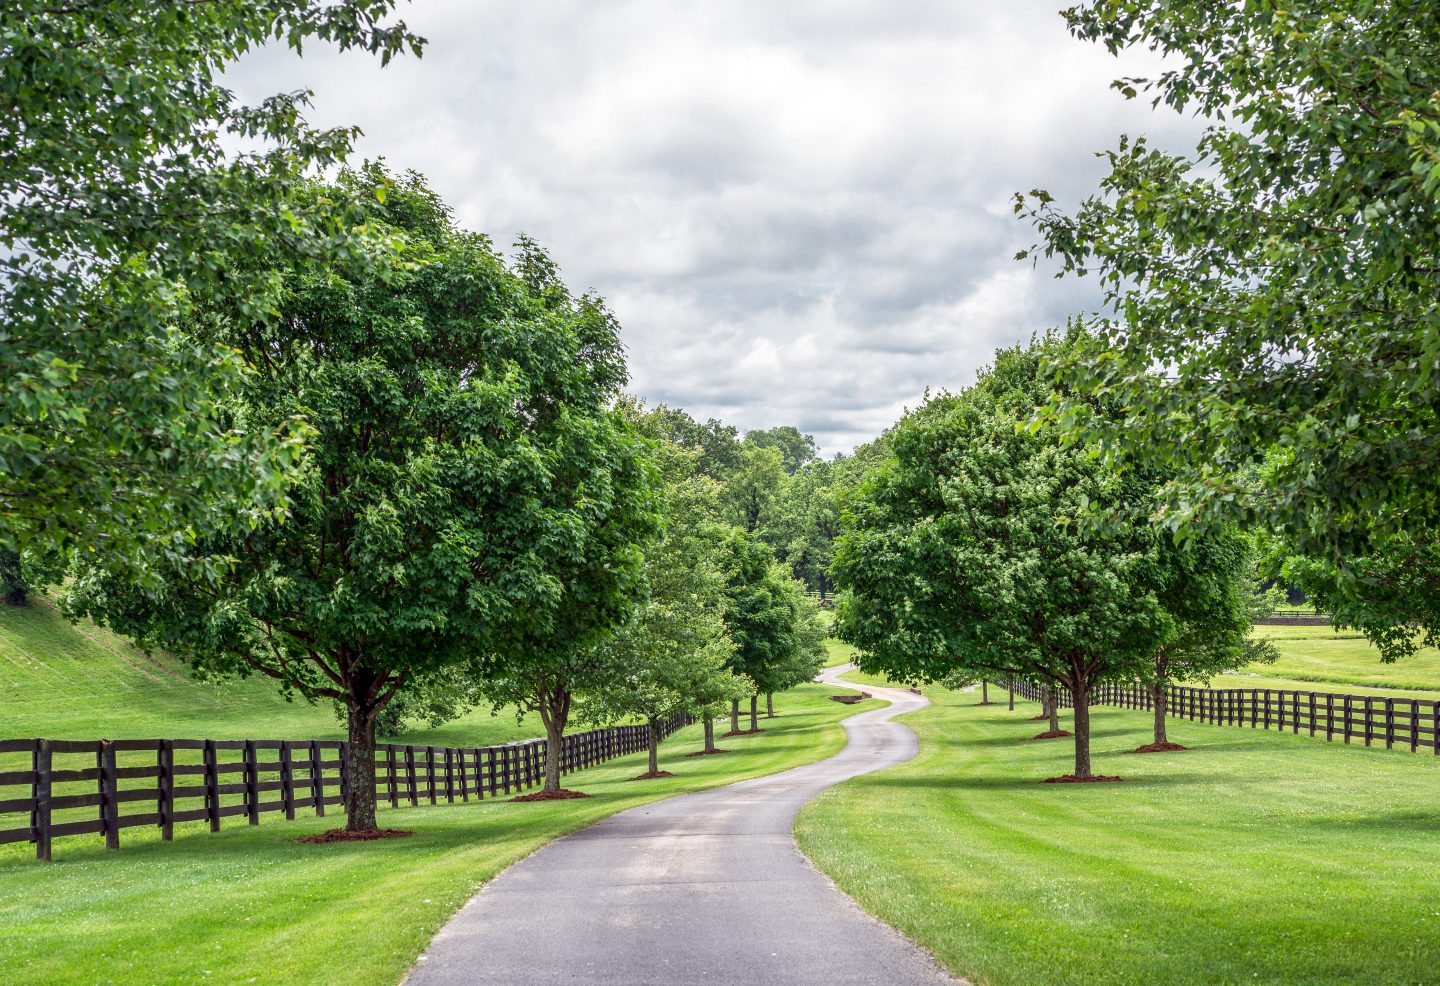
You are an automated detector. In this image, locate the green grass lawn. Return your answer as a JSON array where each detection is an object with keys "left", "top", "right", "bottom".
[
  {"left": 797, "top": 680, "right": 1440, "bottom": 986},
  {"left": 823, "top": 638, "right": 860, "bottom": 668},
  {"left": 1, "top": 682, "right": 878, "bottom": 985}
]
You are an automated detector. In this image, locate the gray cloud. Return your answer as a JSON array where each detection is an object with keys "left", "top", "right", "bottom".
[{"left": 229, "top": 0, "right": 1200, "bottom": 455}]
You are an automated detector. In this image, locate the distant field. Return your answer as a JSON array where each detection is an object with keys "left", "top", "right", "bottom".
[
  {"left": 0, "top": 594, "right": 535, "bottom": 747},
  {"left": 822, "top": 638, "right": 858, "bottom": 668},
  {"left": 1208, "top": 624, "right": 1440, "bottom": 696}
]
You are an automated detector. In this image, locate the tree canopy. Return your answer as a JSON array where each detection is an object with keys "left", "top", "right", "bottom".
[
  {"left": 2, "top": 1, "right": 424, "bottom": 569},
  {"left": 1020, "top": 1, "right": 1440, "bottom": 563}
]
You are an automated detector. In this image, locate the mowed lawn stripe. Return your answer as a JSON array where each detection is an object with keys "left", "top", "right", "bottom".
[{"left": 796, "top": 681, "right": 1440, "bottom": 986}]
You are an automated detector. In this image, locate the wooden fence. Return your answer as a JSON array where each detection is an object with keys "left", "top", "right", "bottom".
[
  {"left": 1006, "top": 679, "right": 1440, "bottom": 754},
  {"left": 0, "top": 715, "right": 689, "bottom": 861}
]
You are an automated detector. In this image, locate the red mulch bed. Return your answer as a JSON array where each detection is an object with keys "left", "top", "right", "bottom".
[
  {"left": 1030, "top": 729, "right": 1074, "bottom": 740},
  {"left": 721, "top": 728, "right": 763, "bottom": 737},
  {"left": 1028, "top": 714, "right": 1051, "bottom": 721},
  {"left": 685, "top": 748, "right": 730, "bottom": 757},
  {"left": 1131, "top": 741, "right": 1189, "bottom": 754},
  {"left": 975, "top": 701, "right": 996, "bottom": 706},
  {"left": 295, "top": 828, "right": 412, "bottom": 844},
  {"left": 625, "top": 770, "right": 675, "bottom": 781},
  {"left": 1042, "top": 774, "right": 1124, "bottom": 784},
  {"left": 511, "top": 788, "right": 591, "bottom": 802}
]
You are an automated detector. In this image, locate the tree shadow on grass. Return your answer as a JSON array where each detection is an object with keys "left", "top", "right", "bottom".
[{"left": 1291, "top": 810, "right": 1440, "bottom": 834}]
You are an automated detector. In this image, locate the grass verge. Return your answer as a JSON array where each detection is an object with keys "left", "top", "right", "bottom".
[
  {"left": 796, "top": 682, "right": 1440, "bottom": 986},
  {"left": 0, "top": 683, "right": 877, "bottom": 985}
]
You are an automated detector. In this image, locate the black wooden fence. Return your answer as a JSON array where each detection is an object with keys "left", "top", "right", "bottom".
[
  {"left": 1006, "top": 679, "right": 1440, "bottom": 754},
  {"left": 0, "top": 715, "right": 690, "bottom": 861}
]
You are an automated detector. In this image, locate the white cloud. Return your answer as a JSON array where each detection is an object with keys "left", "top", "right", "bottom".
[{"left": 228, "top": 0, "right": 1198, "bottom": 455}]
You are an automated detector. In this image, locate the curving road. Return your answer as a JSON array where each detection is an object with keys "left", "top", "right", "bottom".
[{"left": 403, "top": 665, "right": 958, "bottom": 986}]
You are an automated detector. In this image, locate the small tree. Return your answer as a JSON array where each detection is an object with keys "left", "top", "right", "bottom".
[
  {"left": 69, "top": 170, "right": 654, "bottom": 829},
  {"left": 1141, "top": 535, "right": 1276, "bottom": 749},
  {"left": 713, "top": 530, "right": 819, "bottom": 735},
  {"left": 752, "top": 579, "right": 827, "bottom": 724}
]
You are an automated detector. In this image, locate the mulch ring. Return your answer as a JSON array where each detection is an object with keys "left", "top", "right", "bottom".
[
  {"left": 511, "top": 788, "right": 591, "bottom": 802},
  {"left": 684, "top": 748, "right": 730, "bottom": 757},
  {"left": 625, "top": 770, "right": 675, "bottom": 782},
  {"left": 1028, "top": 714, "right": 1051, "bottom": 721},
  {"left": 721, "top": 728, "right": 764, "bottom": 737},
  {"left": 1042, "top": 775, "right": 1124, "bottom": 784},
  {"left": 1030, "top": 729, "right": 1074, "bottom": 740},
  {"left": 295, "top": 828, "right": 412, "bottom": 844},
  {"left": 1131, "top": 741, "right": 1189, "bottom": 754}
]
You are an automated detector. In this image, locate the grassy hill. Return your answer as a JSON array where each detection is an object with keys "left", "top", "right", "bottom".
[
  {"left": 1209, "top": 624, "right": 1440, "bottom": 697},
  {"left": 0, "top": 595, "right": 536, "bottom": 746}
]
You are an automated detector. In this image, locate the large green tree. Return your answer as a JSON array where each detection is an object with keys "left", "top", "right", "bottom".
[
  {"left": 1, "top": 1, "right": 421, "bottom": 567},
  {"left": 1020, "top": 1, "right": 1440, "bottom": 643},
  {"left": 68, "top": 170, "right": 654, "bottom": 830},
  {"left": 834, "top": 346, "right": 1171, "bottom": 780}
]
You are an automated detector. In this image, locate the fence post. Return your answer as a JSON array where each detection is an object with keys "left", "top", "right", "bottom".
[
  {"left": 426, "top": 747, "right": 437, "bottom": 805},
  {"left": 158, "top": 740, "right": 174, "bottom": 841},
  {"left": 1364, "top": 696, "right": 1374, "bottom": 747},
  {"left": 243, "top": 740, "right": 260, "bottom": 826},
  {"left": 280, "top": 741, "right": 295, "bottom": 821},
  {"left": 1325, "top": 694, "right": 1334, "bottom": 741},
  {"left": 1385, "top": 698, "right": 1395, "bottom": 749},
  {"left": 34, "top": 739, "right": 52, "bottom": 862},
  {"left": 1342, "top": 695, "right": 1352, "bottom": 744},
  {"left": 1410, "top": 701, "right": 1419, "bottom": 753},
  {"left": 1308, "top": 694, "right": 1316, "bottom": 737},
  {"left": 310, "top": 741, "right": 326, "bottom": 818},
  {"left": 405, "top": 746, "right": 418, "bottom": 806},
  {"left": 203, "top": 740, "right": 220, "bottom": 832},
  {"left": 99, "top": 740, "right": 120, "bottom": 850}
]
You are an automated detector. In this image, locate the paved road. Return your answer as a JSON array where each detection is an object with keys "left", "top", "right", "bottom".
[{"left": 404, "top": 665, "right": 958, "bottom": 986}]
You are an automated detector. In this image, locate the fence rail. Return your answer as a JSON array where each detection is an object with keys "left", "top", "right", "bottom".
[
  {"left": 1006, "top": 679, "right": 1440, "bottom": 755},
  {"left": 1, "top": 715, "right": 690, "bottom": 861}
]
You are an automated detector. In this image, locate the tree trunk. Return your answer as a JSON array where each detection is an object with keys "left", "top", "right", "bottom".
[
  {"left": 703, "top": 713, "right": 716, "bottom": 752},
  {"left": 1153, "top": 652, "right": 1170, "bottom": 745},
  {"left": 981, "top": 679, "right": 989, "bottom": 704},
  {"left": 1008, "top": 680, "right": 1015, "bottom": 711},
  {"left": 343, "top": 701, "right": 378, "bottom": 832},
  {"left": 766, "top": 692, "right": 774, "bottom": 717},
  {"left": 1046, "top": 687, "right": 1060, "bottom": 735},
  {"left": 1152, "top": 681, "right": 1168, "bottom": 745},
  {"left": 749, "top": 694, "right": 758, "bottom": 732},
  {"left": 538, "top": 688, "right": 572, "bottom": 793},
  {"left": 0, "top": 550, "right": 26, "bottom": 607},
  {"left": 1071, "top": 679, "right": 1093, "bottom": 779},
  {"left": 647, "top": 718, "right": 660, "bottom": 775},
  {"left": 730, "top": 698, "right": 740, "bottom": 734}
]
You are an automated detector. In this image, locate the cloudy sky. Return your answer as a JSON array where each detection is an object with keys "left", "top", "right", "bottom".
[{"left": 232, "top": 1, "right": 1198, "bottom": 456}]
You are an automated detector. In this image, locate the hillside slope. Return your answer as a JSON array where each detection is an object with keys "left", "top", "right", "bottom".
[{"left": 0, "top": 595, "right": 534, "bottom": 745}]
